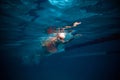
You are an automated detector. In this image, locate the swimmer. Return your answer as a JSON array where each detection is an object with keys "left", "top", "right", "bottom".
[
  {"left": 42, "top": 21, "right": 82, "bottom": 53},
  {"left": 56, "top": 21, "right": 82, "bottom": 43}
]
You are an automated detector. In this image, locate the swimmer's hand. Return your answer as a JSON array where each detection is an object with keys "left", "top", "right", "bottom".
[
  {"left": 64, "top": 22, "right": 81, "bottom": 29},
  {"left": 73, "top": 22, "right": 81, "bottom": 27}
]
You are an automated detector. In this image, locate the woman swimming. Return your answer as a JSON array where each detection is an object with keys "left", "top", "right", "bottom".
[{"left": 42, "top": 21, "right": 82, "bottom": 54}]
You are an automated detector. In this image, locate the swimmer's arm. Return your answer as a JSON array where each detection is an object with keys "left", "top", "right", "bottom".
[
  {"left": 64, "top": 22, "right": 81, "bottom": 29},
  {"left": 73, "top": 22, "right": 81, "bottom": 27}
]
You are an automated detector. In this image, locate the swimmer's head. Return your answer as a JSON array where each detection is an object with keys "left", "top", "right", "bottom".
[{"left": 58, "top": 33, "right": 66, "bottom": 39}]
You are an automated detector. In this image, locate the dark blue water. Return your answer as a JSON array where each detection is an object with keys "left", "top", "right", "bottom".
[{"left": 0, "top": 0, "right": 120, "bottom": 80}]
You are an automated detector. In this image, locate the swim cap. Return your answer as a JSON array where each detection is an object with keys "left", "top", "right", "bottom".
[{"left": 58, "top": 33, "right": 66, "bottom": 39}]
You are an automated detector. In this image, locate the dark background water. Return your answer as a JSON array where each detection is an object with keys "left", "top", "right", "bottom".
[{"left": 0, "top": 0, "right": 120, "bottom": 80}]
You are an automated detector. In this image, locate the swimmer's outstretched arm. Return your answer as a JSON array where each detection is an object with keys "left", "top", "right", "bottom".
[
  {"left": 73, "top": 22, "right": 82, "bottom": 27},
  {"left": 64, "top": 22, "right": 81, "bottom": 29}
]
